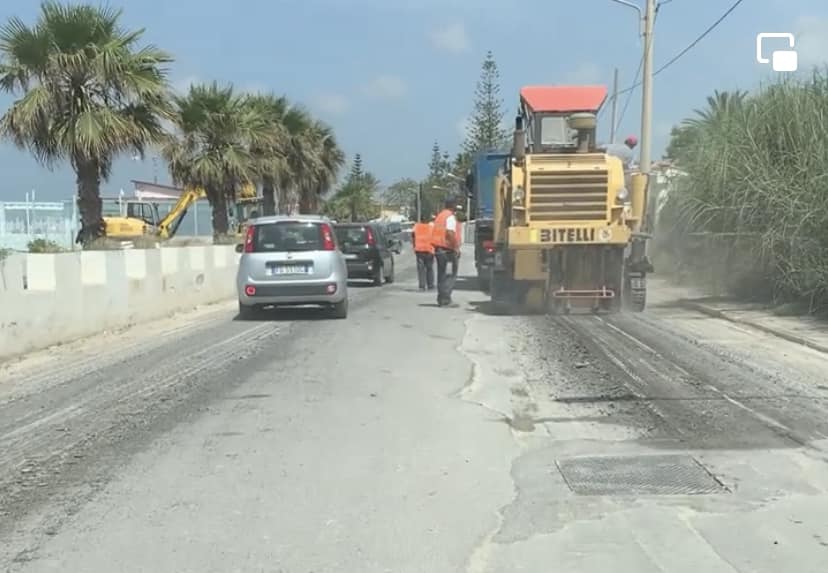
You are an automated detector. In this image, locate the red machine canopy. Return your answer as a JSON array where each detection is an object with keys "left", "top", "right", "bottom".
[{"left": 520, "top": 85, "right": 608, "bottom": 114}]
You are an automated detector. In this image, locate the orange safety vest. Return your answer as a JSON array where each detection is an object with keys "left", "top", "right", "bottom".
[
  {"left": 413, "top": 222, "right": 434, "bottom": 253},
  {"left": 431, "top": 209, "right": 454, "bottom": 249}
]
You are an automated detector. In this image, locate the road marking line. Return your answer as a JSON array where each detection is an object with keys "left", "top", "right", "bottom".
[
  {"left": 706, "top": 384, "right": 796, "bottom": 434},
  {"left": 599, "top": 316, "right": 694, "bottom": 377}
]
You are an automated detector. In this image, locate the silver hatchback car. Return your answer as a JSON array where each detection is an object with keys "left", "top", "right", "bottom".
[{"left": 235, "top": 215, "right": 349, "bottom": 319}]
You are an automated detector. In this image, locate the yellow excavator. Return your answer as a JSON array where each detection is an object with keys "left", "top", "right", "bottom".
[
  {"left": 101, "top": 183, "right": 260, "bottom": 240},
  {"left": 490, "top": 84, "right": 652, "bottom": 314}
]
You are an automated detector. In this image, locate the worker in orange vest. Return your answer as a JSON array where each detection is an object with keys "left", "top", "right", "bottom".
[
  {"left": 412, "top": 214, "right": 435, "bottom": 291},
  {"left": 431, "top": 197, "right": 460, "bottom": 307}
]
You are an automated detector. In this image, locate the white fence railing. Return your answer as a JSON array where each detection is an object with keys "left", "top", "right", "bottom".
[{"left": 0, "top": 199, "right": 215, "bottom": 251}]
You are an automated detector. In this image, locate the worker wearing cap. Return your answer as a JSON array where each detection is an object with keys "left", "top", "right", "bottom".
[
  {"left": 412, "top": 214, "right": 435, "bottom": 291},
  {"left": 599, "top": 135, "right": 637, "bottom": 170},
  {"left": 431, "top": 198, "right": 460, "bottom": 307}
]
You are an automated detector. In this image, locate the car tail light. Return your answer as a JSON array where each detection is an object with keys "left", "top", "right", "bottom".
[
  {"left": 244, "top": 224, "right": 255, "bottom": 253},
  {"left": 365, "top": 227, "right": 376, "bottom": 246},
  {"left": 320, "top": 223, "right": 336, "bottom": 251},
  {"left": 245, "top": 285, "right": 256, "bottom": 296},
  {"left": 483, "top": 240, "right": 495, "bottom": 253}
]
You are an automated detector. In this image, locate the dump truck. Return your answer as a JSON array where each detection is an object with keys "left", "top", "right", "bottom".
[
  {"left": 464, "top": 151, "right": 509, "bottom": 292},
  {"left": 489, "top": 85, "right": 652, "bottom": 314}
]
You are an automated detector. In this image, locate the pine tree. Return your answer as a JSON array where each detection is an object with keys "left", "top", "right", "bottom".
[
  {"left": 462, "top": 50, "right": 509, "bottom": 158},
  {"left": 441, "top": 151, "right": 452, "bottom": 175},
  {"left": 427, "top": 142, "right": 443, "bottom": 179},
  {"left": 327, "top": 154, "right": 380, "bottom": 221},
  {"left": 349, "top": 153, "right": 365, "bottom": 182},
  {"left": 452, "top": 151, "right": 472, "bottom": 177}
]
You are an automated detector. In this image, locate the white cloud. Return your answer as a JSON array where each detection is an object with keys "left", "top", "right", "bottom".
[
  {"left": 794, "top": 16, "right": 828, "bottom": 67},
  {"left": 311, "top": 93, "right": 349, "bottom": 115},
  {"left": 429, "top": 22, "right": 470, "bottom": 54},
  {"left": 362, "top": 75, "right": 407, "bottom": 99},
  {"left": 563, "top": 62, "right": 604, "bottom": 84}
]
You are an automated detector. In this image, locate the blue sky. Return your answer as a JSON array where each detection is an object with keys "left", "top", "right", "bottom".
[{"left": 0, "top": 0, "right": 826, "bottom": 201}]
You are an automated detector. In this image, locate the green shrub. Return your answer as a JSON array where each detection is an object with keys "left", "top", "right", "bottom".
[{"left": 27, "top": 238, "right": 64, "bottom": 253}]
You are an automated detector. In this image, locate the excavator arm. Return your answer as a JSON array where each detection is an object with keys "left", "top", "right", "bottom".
[
  {"left": 156, "top": 187, "right": 205, "bottom": 239},
  {"left": 152, "top": 182, "right": 256, "bottom": 239}
]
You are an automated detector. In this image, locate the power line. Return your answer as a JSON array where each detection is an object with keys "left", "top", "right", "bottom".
[
  {"left": 613, "top": 0, "right": 747, "bottom": 99},
  {"left": 653, "top": 0, "right": 746, "bottom": 76},
  {"left": 611, "top": 1, "right": 661, "bottom": 133},
  {"left": 612, "top": 55, "right": 643, "bottom": 131}
]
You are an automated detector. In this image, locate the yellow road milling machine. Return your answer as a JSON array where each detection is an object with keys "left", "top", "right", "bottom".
[{"left": 489, "top": 85, "right": 653, "bottom": 314}]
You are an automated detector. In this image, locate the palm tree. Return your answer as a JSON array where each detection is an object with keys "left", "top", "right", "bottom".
[
  {"left": 687, "top": 89, "right": 748, "bottom": 127},
  {"left": 0, "top": 2, "right": 173, "bottom": 246},
  {"left": 244, "top": 93, "right": 291, "bottom": 215},
  {"left": 299, "top": 120, "right": 345, "bottom": 214},
  {"left": 162, "top": 82, "right": 273, "bottom": 239},
  {"left": 261, "top": 106, "right": 344, "bottom": 216},
  {"left": 279, "top": 105, "right": 317, "bottom": 215},
  {"left": 666, "top": 90, "right": 749, "bottom": 162}
]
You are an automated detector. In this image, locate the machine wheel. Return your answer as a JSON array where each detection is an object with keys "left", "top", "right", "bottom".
[
  {"left": 238, "top": 301, "right": 258, "bottom": 320},
  {"left": 624, "top": 274, "right": 647, "bottom": 312},
  {"left": 478, "top": 274, "right": 491, "bottom": 293},
  {"left": 600, "top": 248, "right": 626, "bottom": 314},
  {"left": 385, "top": 259, "right": 395, "bottom": 284},
  {"left": 489, "top": 269, "right": 513, "bottom": 314},
  {"left": 330, "top": 298, "right": 349, "bottom": 319},
  {"left": 372, "top": 263, "right": 384, "bottom": 286}
]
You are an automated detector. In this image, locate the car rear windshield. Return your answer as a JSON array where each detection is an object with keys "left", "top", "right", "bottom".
[
  {"left": 252, "top": 222, "right": 325, "bottom": 252},
  {"left": 334, "top": 226, "right": 368, "bottom": 246}
]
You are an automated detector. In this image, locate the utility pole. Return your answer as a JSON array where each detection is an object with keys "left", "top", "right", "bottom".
[
  {"left": 640, "top": 0, "right": 656, "bottom": 176},
  {"left": 610, "top": 68, "right": 619, "bottom": 144},
  {"left": 416, "top": 182, "right": 422, "bottom": 221}
]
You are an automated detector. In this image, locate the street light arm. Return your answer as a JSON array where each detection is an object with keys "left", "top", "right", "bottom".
[{"left": 609, "top": 0, "right": 642, "bottom": 18}]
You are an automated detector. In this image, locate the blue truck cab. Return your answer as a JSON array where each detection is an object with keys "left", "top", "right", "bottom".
[{"left": 466, "top": 151, "right": 509, "bottom": 291}]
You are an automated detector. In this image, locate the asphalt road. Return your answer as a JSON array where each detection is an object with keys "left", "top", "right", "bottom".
[{"left": 2, "top": 248, "right": 828, "bottom": 572}]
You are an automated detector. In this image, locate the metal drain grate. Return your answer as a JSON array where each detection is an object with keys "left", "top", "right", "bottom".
[{"left": 555, "top": 454, "right": 728, "bottom": 495}]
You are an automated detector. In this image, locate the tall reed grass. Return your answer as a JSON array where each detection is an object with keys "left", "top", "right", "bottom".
[{"left": 656, "top": 69, "right": 828, "bottom": 311}]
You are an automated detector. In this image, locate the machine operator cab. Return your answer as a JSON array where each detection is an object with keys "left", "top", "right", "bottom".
[
  {"left": 503, "top": 85, "right": 613, "bottom": 230},
  {"left": 513, "top": 85, "right": 608, "bottom": 160}
]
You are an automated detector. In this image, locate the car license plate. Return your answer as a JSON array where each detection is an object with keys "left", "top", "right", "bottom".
[
  {"left": 343, "top": 253, "right": 358, "bottom": 260},
  {"left": 271, "top": 265, "right": 309, "bottom": 275}
]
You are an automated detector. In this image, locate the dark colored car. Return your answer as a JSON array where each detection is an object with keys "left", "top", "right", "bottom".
[
  {"left": 334, "top": 223, "right": 396, "bottom": 285},
  {"left": 380, "top": 221, "right": 403, "bottom": 253}
]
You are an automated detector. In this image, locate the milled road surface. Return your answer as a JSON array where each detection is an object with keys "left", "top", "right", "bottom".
[{"left": 2, "top": 248, "right": 828, "bottom": 572}]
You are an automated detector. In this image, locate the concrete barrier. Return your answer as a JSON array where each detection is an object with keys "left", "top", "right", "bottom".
[{"left": 0, "top": 246, "right": 238, "bottom": 361}]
